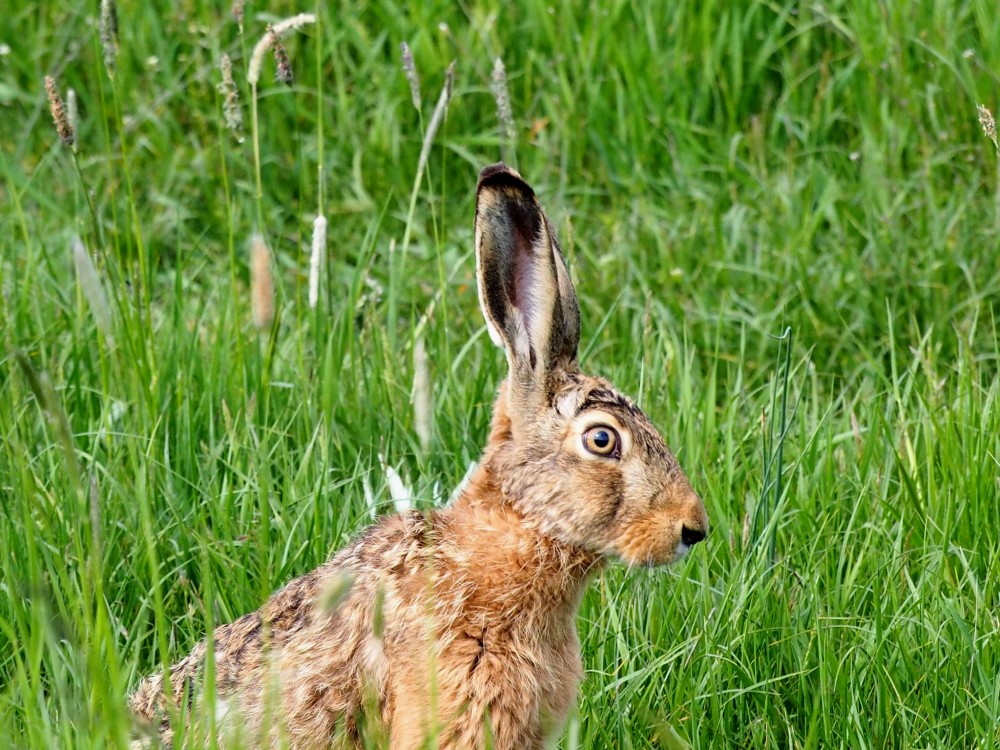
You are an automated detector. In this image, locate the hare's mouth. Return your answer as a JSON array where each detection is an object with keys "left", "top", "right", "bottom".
[{"left": 615, "top": 541, "right": 691, "bottom": 568}]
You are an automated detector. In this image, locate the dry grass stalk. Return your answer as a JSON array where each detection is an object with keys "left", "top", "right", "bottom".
[
  {"left": 99, "top": 0, "right": 118, "bottom": 74},
  {"left": 219, "top": 53, "right": 244, "bottom": 142},
  {"left": 446, "top": 460, "right": 478, "bottom": 505},
  {"left": 45, "top": 76, "right": 74, "bottom": 147},
  {"left": 247, "top": 13, "right": 316, "bottom": 86},
  {"left": 400, "top": 42, "right": 421, "bottom": 110},
  {"left": 978, "top": 104, "right": 998, "bottom": 151},
  {"left": 412, "top": 337, "right": 432, "bottom": 454},
  {"left": 308, "top": 215, "right": 327, "bottom": 309},
  {"left": 378, "top": 453, "right": 412, "bottom": 512},
  {"left": 249, "top": 234, "right": 274, "bottom": 330},
  {"left": 72, "top": 237, "right": 114, "bottom": 344},
  {"left": 415, "top": 61, "right": 456, "bottom": 177},
  {"left": 363, "top": 477, "right": 377, "bottom": 519}
]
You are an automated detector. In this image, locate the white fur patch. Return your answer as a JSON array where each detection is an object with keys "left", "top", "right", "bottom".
[
  {"left": 214, "top": 696, "right": 232, "bottom": 727},
  {"left": 363, "top": 636, "right": 386, "bottom": 672},
  {"left": 555, "top": 392, "right": 579, "bottom": 419}
]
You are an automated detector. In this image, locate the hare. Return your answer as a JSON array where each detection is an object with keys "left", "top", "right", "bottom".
[{"left": 129, "top": 163, "right": 709, "bottom": 749}]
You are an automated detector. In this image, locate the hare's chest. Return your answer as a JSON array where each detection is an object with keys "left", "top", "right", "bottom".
[{"left": 535, "top": 627, "right": 585, "bottom": 737}]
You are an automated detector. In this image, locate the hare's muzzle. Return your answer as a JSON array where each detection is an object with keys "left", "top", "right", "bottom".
[
  {"left": 613, "top": 489, "right": 709, "bottom": 566},
  {"left": 677, "top": 492, "right": 709, "bottom": 555}
]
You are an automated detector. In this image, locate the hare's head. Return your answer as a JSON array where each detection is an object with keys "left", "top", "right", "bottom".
[{"left": 475, "top": 164, "right": 708, "bottom": 566}]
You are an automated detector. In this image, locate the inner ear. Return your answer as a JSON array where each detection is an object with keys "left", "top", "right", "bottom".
[{"left": 505, "top": 200, "right": 548, "bottom": 368}]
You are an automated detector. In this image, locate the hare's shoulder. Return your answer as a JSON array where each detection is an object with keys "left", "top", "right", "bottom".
[
  {"left": 334, "top": 508, "right": 436, "bottom": 578},
  {"left": 253, "top": 509, "right": 435, "bottom": 636}
]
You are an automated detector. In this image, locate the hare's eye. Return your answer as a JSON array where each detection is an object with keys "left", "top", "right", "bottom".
[{"left": 583, "top": 426, "right": 620, "bottom": 458}]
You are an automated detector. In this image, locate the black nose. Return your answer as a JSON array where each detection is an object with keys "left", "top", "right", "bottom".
[{"left": 681, "top": 526, "right": 706, "bottom": 546}]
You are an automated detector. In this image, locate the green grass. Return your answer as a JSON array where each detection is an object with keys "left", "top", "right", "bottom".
[{"left": 2, "top": 0, "right": 1000, "bottom": 747}]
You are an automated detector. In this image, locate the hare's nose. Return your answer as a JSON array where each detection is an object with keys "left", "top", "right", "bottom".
[{"left": 681, "top": 525, "right": 706, "bottom": 546}]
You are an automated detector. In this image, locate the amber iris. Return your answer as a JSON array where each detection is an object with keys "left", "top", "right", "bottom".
[{"left": 583, "top": 426, "right": 620, "bottom": 457}]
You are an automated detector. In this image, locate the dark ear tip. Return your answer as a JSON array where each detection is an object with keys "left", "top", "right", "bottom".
[
  {"left": 477, "top": 163, "right": 534, "bottom": 196},
  {"left": 478, "top": 162, "right": 517, "bottom": 182}
]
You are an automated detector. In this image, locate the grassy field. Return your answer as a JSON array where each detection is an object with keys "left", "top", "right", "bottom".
[{"left": 2, "top": 0, "right": 1000, "bottom": 747}]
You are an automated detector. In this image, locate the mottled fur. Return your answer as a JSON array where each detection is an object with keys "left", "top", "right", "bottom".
[{"left": 129, "top": 164, "right": 708, "bottom": 748}]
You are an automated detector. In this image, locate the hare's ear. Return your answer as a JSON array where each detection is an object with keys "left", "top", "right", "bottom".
[{"left": 475, "top": 164, "right": 580, "bottom": 385}]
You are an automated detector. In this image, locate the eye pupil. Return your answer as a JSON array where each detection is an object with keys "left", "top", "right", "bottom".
[{"left": 593, "top": 430, "right": 610, "bottom": 448}]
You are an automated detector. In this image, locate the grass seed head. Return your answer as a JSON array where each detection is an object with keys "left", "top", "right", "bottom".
[
  {"left": 412, "top": 337, "right": 432, "bottom": 455},
  {"left": 66, "top": 88, "right": 79, "bottom": 151},
  {"left": 247, "top": 14, "right": 315, "bottom": 86},
  {"left": 269, "top": 13, "right": 317, "bottom": 36},
  {"left": 491, "top": 57, "right": 514, "bottom": 146},
  {"left": 72, "top": 237, "right": 114, "bottom": 344},
  {"left": 249, "top": 234, "right": 274, "bottom": 330},
  {"left": 308, "top": 215, "right": 327, "bottom": 309},
  {"left": 45, "top": 76, "right": 75, "bottom": 147},
  {"left": 219, "top": 53, "right": 244, "bottom": 142},
  {"left": 444, "top": 60, "right": 455, "bottom": 101},
  {"left": 413, "top": 338, "right": 433, "bottom": 455},
  {"left": 99, "top": 0, "right": 118, "bottom": 74},
  {"left": 248, "top": 39, "right": 267, "bottom": 86},
  {"left": 268, "top": 24, "right": 294, "bottom": 86},
  {"left": 978, "top": 104, "right": 998, "bottom": 151},
  {"left": 231, "top": 0, "right": 245, "bottom": 28},
  {"left": 400, "top": 42, "right": 421, "bottom": 111}
]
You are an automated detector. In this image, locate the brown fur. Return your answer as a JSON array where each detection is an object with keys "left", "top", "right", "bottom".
[{"left": 129, "top": 164, "right": 708, "bottom": 748}]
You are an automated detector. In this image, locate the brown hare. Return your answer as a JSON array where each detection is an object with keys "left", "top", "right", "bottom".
[{"left": 129, "top": 163, "right": 709, "bottom": 749}]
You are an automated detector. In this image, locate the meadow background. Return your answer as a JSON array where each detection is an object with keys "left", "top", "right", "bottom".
[{"left": 2, "top": 0, "right": 999, "bottom": 747}]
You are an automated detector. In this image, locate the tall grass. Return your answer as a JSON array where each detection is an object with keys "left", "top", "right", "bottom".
[{"left": 1, "top": 0, "right": 999, "bottom": 747}]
